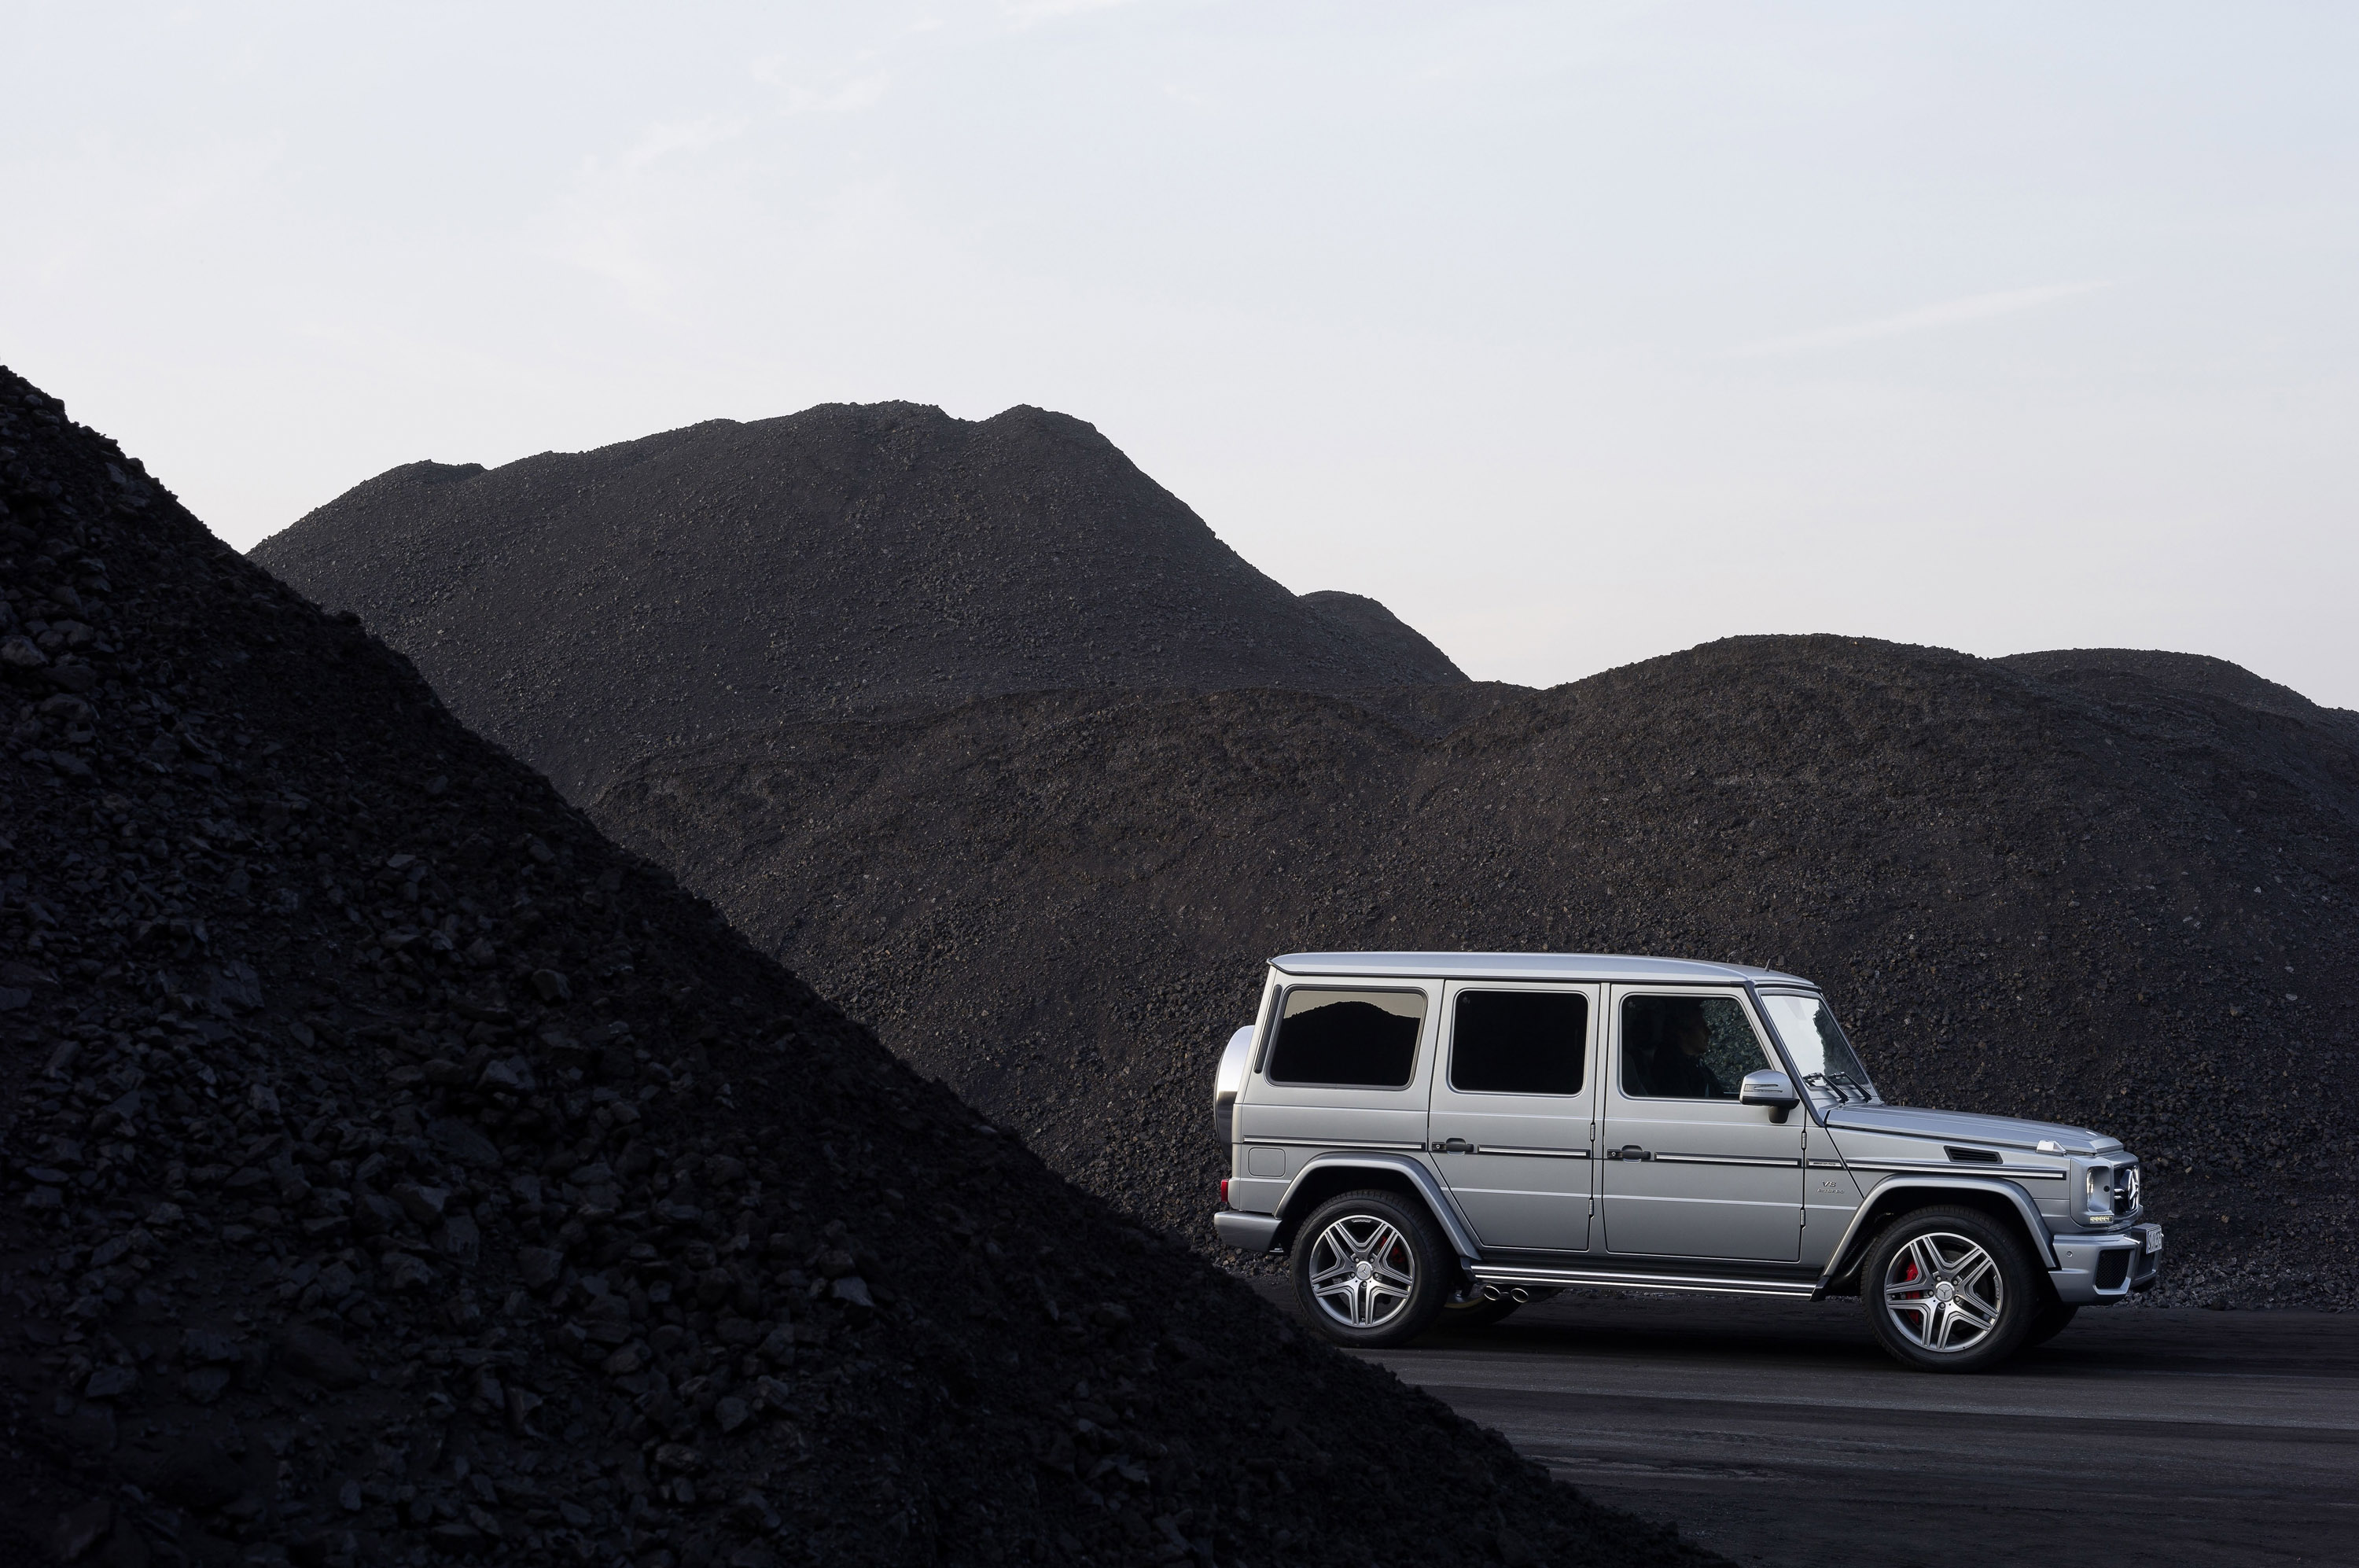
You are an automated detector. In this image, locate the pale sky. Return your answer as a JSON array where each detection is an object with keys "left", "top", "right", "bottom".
[{"left": 7, "top": 2, "right": 2354, "bottom": 707}]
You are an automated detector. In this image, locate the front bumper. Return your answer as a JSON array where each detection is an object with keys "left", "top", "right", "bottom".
[
  {"left": 1213, "top": 1210, "right": 1281, "bottom": 1252},
  {"left": 2049, "top": 1222, "right": 2162, "bottom": 1304}
]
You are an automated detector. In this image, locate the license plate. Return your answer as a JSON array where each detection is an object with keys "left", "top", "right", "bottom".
[{"left": 2143, "top": 1224, "right": 2165, "bottom": 1253}]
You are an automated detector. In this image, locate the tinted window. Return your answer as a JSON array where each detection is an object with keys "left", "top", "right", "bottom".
[
  {"left": 1267, "top": 989, "right": 1425, "bottom": 1088},
  {"left": 1620, "top": 995, "right": 1770, "bottom": 1100},
  {"left": 1451, "top": 991, "right": 1588, "bottom": 1095}
]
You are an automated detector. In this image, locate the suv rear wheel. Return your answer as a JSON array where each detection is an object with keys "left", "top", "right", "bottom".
[
  {"left": 1862, "top": 1205, "right": 2038, "bottom": 1373},
  {"left": 1291, "top": 1190, "right": 1451, "bottom": 1348}
]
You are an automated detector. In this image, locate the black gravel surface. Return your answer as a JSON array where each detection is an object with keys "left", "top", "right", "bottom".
[
  {"left": 251, "top": 403, "right": 1463, "bottom": 798},
  {"left": 0, "top": 369, "right": 1717, "bottom": 1566},
  {"left": 588, "top": 644, "right": 2359, "bottom": 1310}
]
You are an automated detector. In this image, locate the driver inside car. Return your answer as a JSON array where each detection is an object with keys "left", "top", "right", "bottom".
[{"left": 1657, "top": 1007, "right": 1725, "bottom": 1098}]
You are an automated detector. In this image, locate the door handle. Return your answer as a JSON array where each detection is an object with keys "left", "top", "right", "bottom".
[
  {"left": 1433, "top": 1137, "right": 1476, "bottom": 1154},
  {"left": 1607, "top": 1145, "right": 1651, "bottom": 1161}
]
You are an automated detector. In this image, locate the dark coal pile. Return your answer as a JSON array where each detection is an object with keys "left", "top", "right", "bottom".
[
  {"left": 0, "top": 369, "right": 1716, "bottom": 1566},
  {"left": 251, "top": 404, "right": 1463, "bottom": 797},
  {"left": 594, "top": 640, "right": 2359, "bottom": 1310}
]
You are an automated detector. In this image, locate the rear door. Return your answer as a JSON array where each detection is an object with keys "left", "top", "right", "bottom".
[
  {"left": 1426, "top": 982, "right": 1597, "bottom": 1253},
  {"left": 1600, "top": 986, "right": 1805, "bottom": 1261}
]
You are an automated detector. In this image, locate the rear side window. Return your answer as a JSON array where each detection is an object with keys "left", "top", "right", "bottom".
[
  {"left": 1266, "top": 989, "right": 1426, "bottom": 1088},
  {"left": 1451, "top": 991, "right": 1588, "bottom": 1095}
]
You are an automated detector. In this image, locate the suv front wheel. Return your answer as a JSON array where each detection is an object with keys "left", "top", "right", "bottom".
[
  {"left": 1290, "top": 1190, "right": 1451, "bottom": 1348},
  {"left": 1862, "top": 1205, "right": 2038, "bottom": 1373}
]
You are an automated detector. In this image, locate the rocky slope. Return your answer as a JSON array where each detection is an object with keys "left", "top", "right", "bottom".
[
  {"left": 591, "top": 640, "right": 2359, "bottom": 1309},
  {"left": 250, "top": 404, "right": 1464, "bottom": 797},
  {"left": 0, "top": 368, "right": 1709, "bottom": 1566}
]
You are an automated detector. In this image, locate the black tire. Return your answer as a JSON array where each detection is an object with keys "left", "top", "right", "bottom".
[
  {"left": 1290, "top": 1190, "right": 1452, "bottom": 1348},
  {"left": 1861, "top": 1205, "right": 2040, "bottom": 1373},
  {"left": 2022, "top": 1299, "right": 2079, "bottom": 1350}
]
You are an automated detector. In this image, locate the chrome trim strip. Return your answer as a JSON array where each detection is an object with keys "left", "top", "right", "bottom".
[
  {"left": 1240, "top": 1138, "right": 1427, "bottom": 1153},
  {"left": 1807, "top": 1159, "right": 1849, "bottom": 1169},
  {"left": 1846, "top": 1159, "right": 2065, "bottom": 1180},
  {"left": 1471, "top": 1264, "right": 1816, "bottom": 1299},
  {"left": 1473, "top": 1145, "right": 1592, "bottom": 1160},
  {"left": 1653, "top": 1153, "right": 1802, "bottom": 1169}
]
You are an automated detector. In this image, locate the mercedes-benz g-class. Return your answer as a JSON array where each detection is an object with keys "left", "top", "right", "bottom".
[{"left": 1210, "top": 952, "right": 2159, "bottom": 1372}]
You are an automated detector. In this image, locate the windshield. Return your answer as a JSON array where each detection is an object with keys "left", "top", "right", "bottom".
[{"left": 1760, "top": 993, "right": 1878, "bottom": 1102}]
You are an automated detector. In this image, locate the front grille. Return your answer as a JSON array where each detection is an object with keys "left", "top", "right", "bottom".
[{"left": 2111, "top": 1163, "right": 2142, "bottom": 1215}]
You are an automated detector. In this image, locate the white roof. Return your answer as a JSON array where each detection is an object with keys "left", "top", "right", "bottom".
[{"left": 1268, "top": 951, "right": 1813, "bottom": 987}]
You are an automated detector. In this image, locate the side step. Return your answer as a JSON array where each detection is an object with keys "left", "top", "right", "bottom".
[{"left": 1469, "top": 1263, "right": 1819, "bottom": 1300}]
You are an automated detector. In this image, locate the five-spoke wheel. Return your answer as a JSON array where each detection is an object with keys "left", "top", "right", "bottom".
[
  {"left": 1862, "top": 1205, "right": 2037, "bottom": 1372},
  {"left": 1307, "top": 1213, "right": 1417, "bottom": 1328},
  {"left": 1881, "top": 1231, "right": 2004, "bottom": 1352},
  {"left": 1290, "top": 1190, "right": 1450, "bottom": 1347}
]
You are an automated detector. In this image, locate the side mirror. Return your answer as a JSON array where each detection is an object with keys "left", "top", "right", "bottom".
[{"left": 1739, "top": 1069, "right": 1800, "bottom": 1124}]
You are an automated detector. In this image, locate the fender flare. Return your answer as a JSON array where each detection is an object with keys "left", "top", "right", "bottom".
[
  {"left": 1275, "top": 1152, "right": 1482, "bottom": 1264},
  {"left": 1818, "top": 1173, "right": 2059, "bottom": 1293}
]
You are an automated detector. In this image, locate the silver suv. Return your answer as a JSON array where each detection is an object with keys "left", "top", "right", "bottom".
[{"left": 1211, "top": 952, "right": 2160, "bottom": 1372}]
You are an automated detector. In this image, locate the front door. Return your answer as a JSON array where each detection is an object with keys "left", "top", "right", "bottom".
[
  {"left": 1426, "top": 982, "right": 1597, "bottom": 1253},
  {"left": 1600, "top": 987, "right": 1804, "bottom": 1261}
]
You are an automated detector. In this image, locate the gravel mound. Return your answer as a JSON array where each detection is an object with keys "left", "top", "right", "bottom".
[
  {"left": 1997, "top": 647, "right": 2359, "bottom": 752},
  {"left": 251, "top": 403, "right": 1463, "bottom": 797},
  {"left": 0, "top": 370, "right": 1713, "bottom": 1566},
  {"left": 591, "top": 639, "right": 2359, "bottom": 1310},
  {"left": 1297, "top": 594, "right": 1463, "bottom": 683}
]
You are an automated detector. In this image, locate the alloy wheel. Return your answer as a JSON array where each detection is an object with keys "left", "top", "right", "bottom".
[
  {"left": 1307, "top": 1213, "right": 1418, "bottom": 1330},
  {"left": 1880, "top": 1231, "right": 2004, "bottom": 1353}
]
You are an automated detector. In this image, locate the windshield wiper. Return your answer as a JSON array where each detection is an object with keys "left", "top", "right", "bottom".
[
  {"left": 1826, "top": 1069, "right": 1875, "bottom": 1103},
  {"left": 1802, "top": 1071, "right": 1855, "bottom": 1105},
  {"left": 1803, "top": 1069, "right": 1879, "bottom": 1105}
]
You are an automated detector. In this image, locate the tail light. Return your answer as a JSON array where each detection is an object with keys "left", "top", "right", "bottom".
[{"left": 1219, "top": 1179, "right": 1230, "bottom": 1208}]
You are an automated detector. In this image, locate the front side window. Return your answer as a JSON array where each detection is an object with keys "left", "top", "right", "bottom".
[
  {"left": 1451, "top": 990, "right": 1588, "bottom": 1095},
  {"left": 1266, "top": 988, "right": 1426, "bottom": 1088},
  {"left": 1759, "top": 993, "right": 1877, "bottom": 1101},
  {"left": 1619, "top": 994, "right": 1771, "bottom": 1100}
]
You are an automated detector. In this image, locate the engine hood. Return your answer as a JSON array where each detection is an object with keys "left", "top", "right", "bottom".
[{"left": 1824, "top": 1102, "right": 2124, "bottom": 1156}]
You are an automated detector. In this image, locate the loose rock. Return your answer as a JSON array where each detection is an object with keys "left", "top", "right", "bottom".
[{"left": 0, "top": 365, "right": 1713, "bottom": 1567}]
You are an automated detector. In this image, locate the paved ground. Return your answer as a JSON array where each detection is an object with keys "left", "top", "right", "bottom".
[{"left": 1245, "top": 1278, "right": 2359, "bottom": 1566}]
